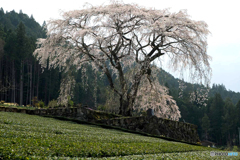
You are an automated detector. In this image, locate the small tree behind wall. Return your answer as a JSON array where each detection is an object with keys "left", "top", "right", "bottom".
[{"left": 33, "top": 1, "right": 211, "bottom": 119}]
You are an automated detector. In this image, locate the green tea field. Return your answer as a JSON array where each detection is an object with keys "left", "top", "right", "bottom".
[{"left": 0, "top": 112, "right": 239, "bottom": 159}]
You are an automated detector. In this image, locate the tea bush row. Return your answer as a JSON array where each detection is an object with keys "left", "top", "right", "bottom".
[{"left": 0, "top": 112, "right": 225, "bottom": 159}]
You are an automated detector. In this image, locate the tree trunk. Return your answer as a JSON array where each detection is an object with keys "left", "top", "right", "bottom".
[
  {"left": 118, "top": 80, "right": 141, "bottom": 116},
  {"left": 36, "top": 64, "right": 39, "bottom": 99},
  {"left": 12, "top": 61, "right": 16, "bottom": 103},
  {"left": 118, "top": 66, "right": 145, "bottom": 116},
  {"left": 44, "top": 73, "right": 47, "bottom": 105},
  {"left": 33, "top": 60, "right": 36, "bottom": 99},
  {"left": 26, "top": 64, "right": 29, "bottom": 105},
  {"left": 0, "top": 58, "right": 2, "bottom": 100},
  {"left": 29, "top": 63, "right": 32, "bottom": 105},
  {"left": 20, "top": 60, "right": 24, "bottom": 106},
  {"left": 4, "top": 60, "right": 8, "bottom": 102},
  {"left": 119, "top": 96, "right": 134, "bottom": 116},
  {"left": 48, "top": 71, "right": 51, "bottom": 104}
]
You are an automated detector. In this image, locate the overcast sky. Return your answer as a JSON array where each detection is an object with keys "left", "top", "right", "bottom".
[{"left": 1, "top": 0, "right": 240, "bottom": 92}]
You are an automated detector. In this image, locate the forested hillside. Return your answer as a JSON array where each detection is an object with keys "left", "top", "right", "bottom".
[
  {"left": 0, "top": 8, "right": 46, "bottom": 38},
  {"left": 0, "top": 7, "right": 61, "bottom": 107},
  {"left": 156, "top": 69, "right": 240, "bottom": 147},
  {"left": 0, "top": 8, "right": 240, "bottom": 147}
]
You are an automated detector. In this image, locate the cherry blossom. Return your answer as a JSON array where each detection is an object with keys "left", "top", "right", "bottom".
[{"left": 33, "top": 1, "right": 211, "bottom": 118}]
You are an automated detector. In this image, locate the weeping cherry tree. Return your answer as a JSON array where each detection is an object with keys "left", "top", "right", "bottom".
[{"left": 33, "top": 1, "right": 211, "bottom": 119}]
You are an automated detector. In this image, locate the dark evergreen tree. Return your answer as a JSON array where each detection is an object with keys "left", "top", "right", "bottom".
[
  {"left": 236, "top": 100, "right": 240, "bottom": 127},
  {"left": 209, "top": 93, "right": 224, "bottom": 144},
  {"left": 41, "top": 21, "right": 47, "bottom": 38},
  {"left": 235, "top": 100, "right": 240, "bottom": 145},
  {"left": 0, "top": 8, "right": 4, "bottom": 17},
  {"left": 221, "top": 98, "right": 238, "bottom": 146},
  {"left": 16, "top": 22, "right": 28, "bottom": 105},
  {"left": 201, "top": 113, "right": 210, "bottom": 140}
]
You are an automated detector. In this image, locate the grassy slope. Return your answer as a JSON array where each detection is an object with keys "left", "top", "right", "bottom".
[{"left": 0, "top": 112, "right": 239, "bottom": 159}]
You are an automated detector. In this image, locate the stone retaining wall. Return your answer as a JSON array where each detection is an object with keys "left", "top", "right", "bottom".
[
  {"left": 0, "top": 106, "right": 200, "bottom": 144},
  {"left": 0, "top": 106, "right": 120, "bottom": 120},
  {"left": 97, "top": 116, "right": 200, "bottom": 144}
]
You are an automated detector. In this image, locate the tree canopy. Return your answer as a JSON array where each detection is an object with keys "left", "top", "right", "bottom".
[{"left": 34, "top": 2, "right": 211, "bottom": 119}]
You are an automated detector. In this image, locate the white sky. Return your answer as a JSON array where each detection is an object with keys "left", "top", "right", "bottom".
[{"left": 1, "top": 0, "right": 240, "bottom": 92}]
